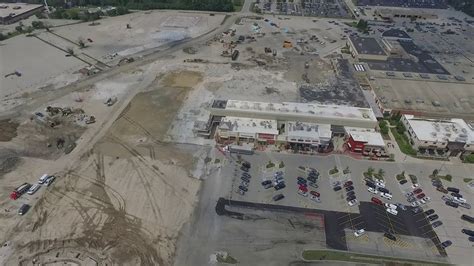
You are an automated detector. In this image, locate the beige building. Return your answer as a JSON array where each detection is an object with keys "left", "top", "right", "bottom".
[
  {"left": 401, "top": 115, "right": 474, "bottom": 156},
  {"left": 347, "top": 36, "right": 388, "bottom": 61},
  {"left": 0, "top": 3, "right": 44, "bottom": 25},
  {"left": 376, "top": 8, "right": 437, "bottom": 21}
]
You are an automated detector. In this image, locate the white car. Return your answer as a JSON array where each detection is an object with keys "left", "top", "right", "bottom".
[
  {"left": 348, "top": 199, "right": 358, "bottom": 206},
  {"left": 412, "top": 184, "right": 419, "bottom": 189},
  {"left": 453, "top": 197, "right": 466, "bottom": 203},
  {"left": 354, "top": 229, "right": 365, "bottom": 237},
  {"left": 385, "top": 203, "right": 397, "bottom": 210},
  {"left": 368, "top": 187, "right": 377, "bottom": 194},
  {"left": 380, "top": 193, "right": 392, "bottom": 200},
  {"left": 310, "top": 195, "right": 321, "bottom": 202},
  {"left": 419, "top": 199, "right": 426, "bottom": 205},
  {"left": 376, "top": 181, "right": 385, "bottom": 188},
  {"left": 423, "top": 197, "right": 431, "bottom": 202},
  {"left": 298, "top": 190, "right": 308, "bottom": 197},
  {"left": 27, "top": 184, "right": 41, "bottom": 195},
  {"left": 411, "top": 201, "right": 420, "bottom": 207},
  {"left": 386, "top": 208, "right": 398, "bottom": 215}
]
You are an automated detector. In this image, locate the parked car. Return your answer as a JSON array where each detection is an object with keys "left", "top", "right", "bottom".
[
  {"left": 18, "top": 204, "right": 30, "bottom": 215},
  {"left": 468, "top": 237, "right": 474, "bottom": 242},
  {"left": 451, "top": 192, "right": 462, "bottom": 198},
  {"left": 309, "top": 182, "right": 318, "bottom": 188},
  {"left": 274, "top": 183, "right": 286, "bottom": 190},
  {"left": 428, "top": 214, "right": 439, "bottom": 221},
  {"left": 307, "top": 176, "right": 317, "bottom": 183},
  {"left": 416, "top": 193, "right": 426, "bottom": 199},
  {"left": 346, "top": 191, "right": 355, "bottom": 197},
  {"left": 310, "top": 195, "right": 321, "bottom": 202},
  {"left": 432, "top": 221, "right": 443, "bottom": 228},
  {"left": 380, "top": 193, "right": 392, "bottom": 200},
  {"left": 411, "top": 207, "right": 423, "bottom": 214},
  {"left": 378, "top": 187, "right": 389, "bottom": 193},
  {"left": 297, "top": 176, "right": 306, "bottom": 183},
  {"left": 413, "top": 188, "right": 423, "bottom": 194},
  {"left": 424, "top": 209, "right": 435, "bottom": 216},
  {"left": 441, "top": 240, "right": 452, "bottom": 248},
  {"left": 348, "top": 199, "right": 357, "bottom": 206},
  {"left": 241, "top": 181, "right": 249, "bottom": 187},
  {"left": 345, "top": 186, "right": 354, "bottom": 192},
  {"left": 241, "top": 177, "right": 250, "bottom": 183},
  {"left": 405, "top": 192, "right": 414, "bottom": 198},
  {"left": 45, "top": 175, "right": 56, "bottom": 187},
  {"left": 411, "top": 201, "right": 421, "bottom": 207},
  {"left": 240, "top": 166, "right": 249, "bottom": 172},
  {"left": 273, "top": 194, "right": 284, "bottom": 201},
  {"left": 445, "top": 200, "right": 459, "bottom": 208},
  {"left": 310, "top": 191, "right": 320, "bottom": 197},
  {"left": 27, "top": 184, "right": 41, "bottom": 195},
  {"left": 262, "top": 180, "right": 272, "bottom": 186},
  {"left": 366, "top": 181, "right": 376, "bottom": 188},
  {"left": 332, "top": 181, "right": 341, "bottom": 187},
  {"left": 459, "top": 202, "right": 471, "bottom": 209},
  {"left": 368, "top": 187, "right": 377, "bottom": 194},
  {"left": 298, "top": 190, "right": 308, "bottom": 197},
  {"left": 376, "top": 181, "right": 385, "bottom": 188},
  {"left": 347, "top": 195, "right": 356, "bottom": 201},
  {"left": 461, "top": 229, "right": 474, "bottom": 237},
  {"left": 371, "top": 197, "right": 383, "bottom": 205},
  {"left": 333, "top": 186, "right": 342, "bottom": 191},
  {"left": 446, "top": 187, "right": 460, "bottom": 193},
  {"left": 432, "top": 180, "right": 442, "bottom": 187},
  {"left": 354, "top": 229, "right": 365, "bottom": 237},
  {"left": 344, "top": 181, "right": 353, "bottom": 187},
  {"left": 396, "top": 203, "right": 407, "bottom": 211},
  {"left": 461, "top": 214, "right": 474, "bottom": 223},
  {"left": 239, "top": 185, "right": 248, "bottom": 192},
  {"left": 436, "top": 187, "right": 448, "bottom": 194},
  {"left": 453, "top": 197, "right": 466, "bottom": 203},
  {"left": 384, "top": 232, "right": 396, "bottom": 241},
  {"left": 242, "top": 162, "right": 251, "bottom": 169},
  {"left": 386, "top": 208, "right": 398, "bottom": 216},
  {"left": 242, "top": 172, "right": 251, "bottom": 178},
  {"left": 399, "top": 179, "right": 408, "bottom": 185},
  {"left": 385, "top": 203, "right": 397, "bottom": 209},
  {"left": 297, "top": 180, "right": 308, "bottom": 187}
]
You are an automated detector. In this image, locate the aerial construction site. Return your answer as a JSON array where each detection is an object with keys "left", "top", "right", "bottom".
[{"left": 1, "top": 1, "right": 474, "bottom": 265}]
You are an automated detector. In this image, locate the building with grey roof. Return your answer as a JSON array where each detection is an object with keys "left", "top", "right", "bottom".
[{"left": 347, "top": 36, "right": 388, "bottom": 61}]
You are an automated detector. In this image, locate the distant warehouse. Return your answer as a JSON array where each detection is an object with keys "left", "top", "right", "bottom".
[
  {"left": 0, "top": 3, "right": 44, "bottom": 25},
  {"left": 347, "top": 36, "right": 388, "bottom": 61}
]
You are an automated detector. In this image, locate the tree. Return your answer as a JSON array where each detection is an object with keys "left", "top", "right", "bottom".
[
  {"left": 66, "top": 47, "right": 75, "bottom": 55},
  {"left": 377, "top": 168, "right": 385, "bottom": 178},
  {"left": 0, "top": 32, "right": 6, "bottom": 41},
  {"left": 432, "top": 169, "right": 439, "bottom": 177},
  {"left": 367, "top": 167, "right": 375, "bottom": 176},
  {"left": 31, "top": 20, "right": 45, "bottom": 29},
  {"left": 78, "top": 37, "right": 86, "bottom": 48},
  {"left": 15, "top": 26, "right": 23, "bottom": 32}
]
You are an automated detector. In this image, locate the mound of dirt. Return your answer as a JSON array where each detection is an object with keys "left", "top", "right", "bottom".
[{"left": 0, "top": 119, "right": 19, "bottom": 142}]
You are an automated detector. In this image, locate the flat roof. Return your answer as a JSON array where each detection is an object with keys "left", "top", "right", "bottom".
[
  {"left": 382, "top": 29, "right": 411, "bottom": 39},
  {"left": 286, "top": 121, "right": 332, "bottom": 140},
  {"left": 349, "top": 36, "right": 387, "bottom": 56},
  {"left": 219, "top": 116, "right": 278, "bottom": 135},
  {"left": 222, "top": 100, "right": 377, "bottom": 122},
  {"left": 346, "top": 127, "right": 385, "bottom": 147},
  {"left": 404, "top": 115, "right": 474, "bottom": 144},
  {"left": 0, "top": 3, "right": 43, "bottom": 18}
]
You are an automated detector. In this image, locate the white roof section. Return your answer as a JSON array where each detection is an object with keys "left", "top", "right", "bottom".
[
  {"left": 287, "top": 121, "right": 331, "bottom": 140},
  {"left": 220, "top": 116, "right": 278, "bottom": 135},
  {"left": 346, "top": 127, "right": 385, "bottom": 147},
  {"left": 404, "top": 115, "right": 474, "bottom": 144},
  {"left": 224, "top": 100, "right": 377, "bottom": 122},
  {"left": 0, "top": 3, "right": 43, "bottom": 18}
]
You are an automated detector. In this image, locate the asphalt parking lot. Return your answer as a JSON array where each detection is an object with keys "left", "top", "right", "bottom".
[{"left": 223, "top": 152, "right": 469, "bottom": 262}]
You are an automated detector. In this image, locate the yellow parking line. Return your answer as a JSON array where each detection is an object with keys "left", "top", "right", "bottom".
[{"left": 383, "top": 238, "right": 414, "bottom": 248}]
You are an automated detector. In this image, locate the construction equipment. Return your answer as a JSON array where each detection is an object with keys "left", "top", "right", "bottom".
[{"left": 283, "top": 40, "right": 293, "bottom": 48}]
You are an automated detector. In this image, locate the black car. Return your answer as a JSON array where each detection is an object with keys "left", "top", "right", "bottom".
[
  {"left": 240, "top": 166, "right": 249, "bottom": 172},
  {"left": 346, "top": 191, "right": 355, "bottom": 197},
  {"left": 445, "top": 201, "right": 459, "bottom": 208},
  {"left": 346, "top": 195, "right": 356, "bottom": 201},
  {"left": 446, "top": 187, "right": 460, "bottom": 193},
  {"left": 378, "top": 187, "right": 389, "bottom": 193},
  {"left": 274, "top": 182, "right": 286, "bottom": 190},
  {"left": 241, "top": 177, "right": 250, "bottom": 183},
  {"left": 309, "top": 182, "right": 318, "bottom": 188},
  {"left": 432, "top": 180, "right": 442, "bottom": 187},
  {"left": 345, "top": 186, "right": 354, "bottom": 192},
  {"left": 411, "top": 207, "right": 423, "bottom": 214},
  {"left": 242, "top": 162, "right": 251, "bottom": 169},
  {"left": 469, "top": 237, "right": 474, "bottom": 242},
  {"left": 451, "top": 192, "right": 462, "bottom": 198},
  {"left": 441, "top": 240, "right": 452, "bottom": 248},
  {"left": 273, "top": 194, "right": 284, "bottom": 201},
  {"left": 366, "top": 181, "right": 376, "bottom": 188},
  {"left": 242, "top": 172, "right": 251, "bottom": 178},
  {"left": 307, "top": 176, "right": 317, "bottom": 183},
  {"left": 432, "top": 221, "right": 443, "bottom": 228},
  {"left": 462, "top": 229, "right": 474, "bottom": 237},
  {"left": 424, "top": 209, "right": 435, "bottom": 216},
  {"left": 461, "top": 214, "right": 474, "bottom": 223},
  {"left": 262, "top": 180, "right": 272, "bottom": 186},
  {"left": 333, "top": 186, "right": 342, "bottom": 191},
  {"left": 18, "top": 204, "right": 30, "bottom": 215},
  {"left": 399, "top": 179, "right": 408, "bottom": 185},
  {"left": 384, "top": 232, "right": 396, "bottom": 241},
  {"left": 239, "top": 185, "right": 248, "bottom": 192},
  {"left": 428, "top": 214, "right": 439, "bottom": 221}
]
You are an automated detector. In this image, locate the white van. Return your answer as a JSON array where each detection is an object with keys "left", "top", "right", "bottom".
[
  {"left": 27, "top": 184, "right": 41, "bottom": 195},
  {"left": 38, "top": 174, "right": 49, "bottom": 184}
]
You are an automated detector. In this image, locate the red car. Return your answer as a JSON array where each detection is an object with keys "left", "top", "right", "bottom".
[
  {"left": 416, "top": 193, "right": 426, "bottom": 199},
  {"left": 299, "top": 186, "right": 308, "bottom": 192},
  {"left": 371, "top": 197, "right": 383, "bottom": 205},
  {"left": 413, "top": 188, "right": 423, "bottom": 194},
  {"left": 344, "top": 181, "right": 353, "bottom": 187},
  {"left": 310, "top": 191, "right": 320, "bottom": 197}
]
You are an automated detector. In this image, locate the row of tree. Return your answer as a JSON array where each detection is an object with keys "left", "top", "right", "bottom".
[{"left": 23, "top": 0, "right": 235, "bottom": 12}]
